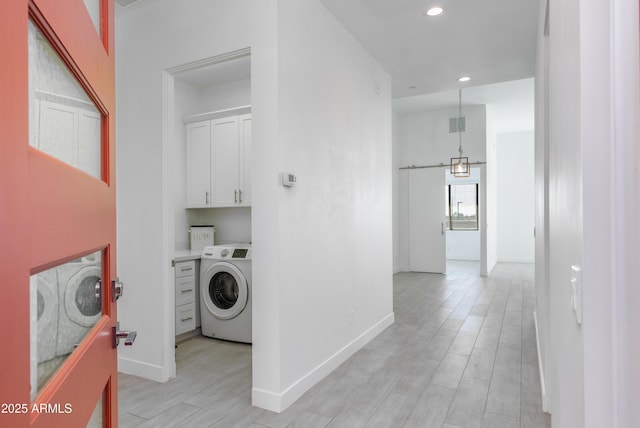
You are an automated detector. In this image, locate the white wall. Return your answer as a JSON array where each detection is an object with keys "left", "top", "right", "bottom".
[
  {"left": 198, "top": 78, "right": 251, "bottom": 113},
  {"left": 397, "top": 105, "right": 487, "bottom": 166},
  {"left": 172, "top": 80, "right": 201, "bottom": 250},
  {"left": 496, "top": 131, "right": 534, "bottom": 263},
  {"left": 265, "top": 0, "right": 393, "bottom": 409},
  {"left": 392, "top": 112, "right": 402, "bottom": 272},
  {"left": 484, "top": 106, "right": 498, "bottom": 275},
  {"left": 535, "top": 0, "right": 640, "bottom": 425},
  {"left": 187, "top": 208, "right": 251, "bottom": 245},
  {"left": 395, "top": 105, "right": 487, "bottom": 271},
  {"left": 116, "top": 0, "right": 393, "bottom": 413}
]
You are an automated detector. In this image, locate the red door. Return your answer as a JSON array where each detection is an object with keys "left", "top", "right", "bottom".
[{"left": 0, "top": 0, "right": 119, "bottom": 427}]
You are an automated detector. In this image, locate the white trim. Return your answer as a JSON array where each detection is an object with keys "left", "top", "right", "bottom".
[
  {"left": 182, "top": 105, "right": 252, "bottom": 124},
  {"left": 166, "top": 47, "right": 251, "bottom": 75},
  {"left": 496, "top": 257, "right": 535, "bottom": 263},
  {"left": 534, "top": 310, "right": 549, "bottom": 412},
  {"left": 118, "top": 357, "right": 173, "bottom": 383},
  {"left": 161, "top": 70, "right": 178, "bottom": 382},
  {"left": 252, "top": 312, "right": 395, "bottom": 413}
]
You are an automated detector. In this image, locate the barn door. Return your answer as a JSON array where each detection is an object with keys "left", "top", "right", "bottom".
[{"left": 408, "top": 168, "right": 447, "bottom": 273}]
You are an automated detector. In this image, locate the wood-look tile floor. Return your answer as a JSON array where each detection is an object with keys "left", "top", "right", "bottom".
[{"left": 118, "top": 261, "right": 551, "bottom": 428}]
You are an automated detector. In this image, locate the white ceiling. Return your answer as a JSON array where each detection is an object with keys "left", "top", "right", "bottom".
[
  {"left": 394, "top": 78, "right": 534, "bottom": 133},
  {"left": 320, "top": 0, "right": 538, "bottom": 130},
  {"left": 320, "top": 0, "right": 539, "bottom": 99},
  {"left": 116, "top": 0, "right": 537, "bottom": 128}
]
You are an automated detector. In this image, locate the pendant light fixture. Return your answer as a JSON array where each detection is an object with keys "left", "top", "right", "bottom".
[{"left": 450, "top": 88, "right": 470, "bottom": 177}]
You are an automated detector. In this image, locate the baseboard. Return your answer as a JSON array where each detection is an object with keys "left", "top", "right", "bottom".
[
  {"left": 497, "top": 257, "right": 535, "bottom": 263},
  {"left": 118, "top": 357, "right": 172, "bottom": 383},
  {"left": 533, "top": 310, "right": 549, "bottom": 412},
  {"left": 393, "top": 266, "right": 409, "bottom": 274},
  {"left": 252, "top": 312, "right": 395, "bottom": 413}
]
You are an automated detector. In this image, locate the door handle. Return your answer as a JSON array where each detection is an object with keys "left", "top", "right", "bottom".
[
  {"left": 234, "top": 189, "right": 238, "bottom": 203},
  {"left": 113, "top": 323, "right": 137, "bottom": 347},
  {"left": 206, "top": 191, "right": 209, "bottom": 204},
  {"left": 441, "top": 222, "right": 445, "bottom": 235},
  {"left": 239, "top": 189, "right": 242, "bottom": 203}
]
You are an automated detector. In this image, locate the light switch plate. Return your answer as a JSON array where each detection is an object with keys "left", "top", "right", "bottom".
[{"left": 570, "top": 265, "right": 582, "bottom": 325}]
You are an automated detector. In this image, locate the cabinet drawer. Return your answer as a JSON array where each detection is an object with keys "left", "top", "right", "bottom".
[
  {"left": 175, "top": 304, "right": 196, "bottom": 335},
  {"left": 175, "top": 276, "right": 196, "bottom": 306},
  {"left": 175, "top": 260, "right": 196, "bottom": 278}
]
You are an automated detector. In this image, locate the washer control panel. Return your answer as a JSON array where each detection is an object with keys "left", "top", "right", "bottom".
[{"left": 202, "top": 245, "right": 251, "bottom": 260}]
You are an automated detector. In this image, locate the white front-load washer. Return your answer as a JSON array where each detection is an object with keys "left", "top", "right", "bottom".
[
  {"left": 32, "top": 267, "right": 59, "bottom": 363},
  {"left": 55, "top": 254, "right": 102, "bottom": 357},
  {"left": 200, "top": 244, "right": 252, "bottom": 343}
]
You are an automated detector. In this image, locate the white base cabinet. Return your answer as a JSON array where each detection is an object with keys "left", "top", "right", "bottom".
[
  {"left": 174, "top": 260, "right": 199, "bottom": 336},
  {"left": 185, "top": 108, "right": 251, "bottom": 208}
]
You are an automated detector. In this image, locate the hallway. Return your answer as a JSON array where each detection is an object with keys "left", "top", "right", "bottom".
[{"left": 118, "top": 262, "right": 550, "bottom": 427}]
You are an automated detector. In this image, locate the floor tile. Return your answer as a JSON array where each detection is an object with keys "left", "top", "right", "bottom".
[
  {"left": 118, "top": 262, "right": 549, "bottom": 428},
  {"left": 444, "top": 377, "right": 490, "bottom": 428},
  {"left": 431, "top": 353, "right": 469, "bottom": 389}
]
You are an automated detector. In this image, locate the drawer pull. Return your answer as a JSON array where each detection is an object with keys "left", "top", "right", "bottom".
[
  {"left": 180, "top": 266, "right": 193, "bottom": 272},
  {"left": 180, "top": 289, "right": 193, "bottom": 293},
  {"left": 181, "top": 317, "right": 194, "bottom": 322}
]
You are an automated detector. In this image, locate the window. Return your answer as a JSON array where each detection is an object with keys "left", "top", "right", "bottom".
[{"left": 446, "top": 183, "right": 479, "bottom": 230}]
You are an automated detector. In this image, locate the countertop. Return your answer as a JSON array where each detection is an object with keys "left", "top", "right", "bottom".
[{"left": 173, "top": 249, "right": 203, "bottom": 263}]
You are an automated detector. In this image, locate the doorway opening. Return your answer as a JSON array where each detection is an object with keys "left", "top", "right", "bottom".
[
  {"left": 162, "top": 49, "right": 253, "bottom": 388},
  {"left": 445, "top": 167, "right": 481, "bottom": 272}
]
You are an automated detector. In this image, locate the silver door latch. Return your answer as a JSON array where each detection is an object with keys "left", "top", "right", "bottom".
[
  {"left": 112, "top": 278, "right": 124, "bottom": 301},
  {"left": 113, "top": 322, "right": 137, "bottom": 348}
]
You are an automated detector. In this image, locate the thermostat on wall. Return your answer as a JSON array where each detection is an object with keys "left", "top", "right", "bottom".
[{"left": 281, "top": 172, "right": 297, "bottom": 187}]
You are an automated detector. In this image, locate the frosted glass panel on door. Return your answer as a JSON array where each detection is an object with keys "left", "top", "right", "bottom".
[
  {"left": 28, "top": 21, "right": 102, "bottom": 180},
  {"left": 86, "top": 393, "right": 103, "bottom": 428},
  {"left": 30, "top": 251, "right": 103, "bottom": 399},
  {"left": 82, "top": 0, "right": 102, "bottom": 37}
]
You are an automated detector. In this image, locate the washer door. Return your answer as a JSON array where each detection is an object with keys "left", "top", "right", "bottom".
[
  {"left": 202, "top": 261, "right": 248, "bottom": 320},
  {"left": 64, "top": 265, "right": 102, "bottom": 327}
]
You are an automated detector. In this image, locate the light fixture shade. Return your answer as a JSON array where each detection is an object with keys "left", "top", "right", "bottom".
[{"left": 450, "top": 156, "right": 470, "bottom": 177}]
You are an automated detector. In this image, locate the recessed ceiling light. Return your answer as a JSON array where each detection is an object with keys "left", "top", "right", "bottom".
[
  {"left": 458, "top": 76, "right": 471, "bottom": 82},
  {"left": 425, "top": 7, "right": 444, "bottom": 17}
]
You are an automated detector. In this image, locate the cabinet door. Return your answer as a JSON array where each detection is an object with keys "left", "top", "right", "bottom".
[
  {"left": 238, "top": 114, "right": 252, "bottom": 205},
  {"left": 186, "top": 121, "right": 211, "bottom": 207},
  {"left": 211, "top": 116, "right": 240, "bottom": 206}
]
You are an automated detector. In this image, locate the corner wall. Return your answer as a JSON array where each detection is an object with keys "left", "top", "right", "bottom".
[
  {"left": 259, "top": 0, "right": 394, "bottom": 410},
  {"left": 116, "top": 0, "right": 393, "bottom": 413},
  {"left": 496, "top": 131, "right": 534, "bottom": 263}
]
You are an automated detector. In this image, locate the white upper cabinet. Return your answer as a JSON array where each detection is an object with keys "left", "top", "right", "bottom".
[
  {"left": 185, "top": 109, "right": 251, "bottom": 208},
  {"left": 186, "top": 121, "right": 211, "bottom": 208}
]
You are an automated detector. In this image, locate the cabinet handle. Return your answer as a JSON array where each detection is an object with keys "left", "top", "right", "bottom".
[
  {"left": 180, "top": 289, "right": 193, "bottom": 293},
  {"left": 239, "top": 189, "right": 242, "bottom": 203},
  {"left": 181, "top": 317, "right": 193, "bottom": 322},
  {"left": 205, "top": 191, "right": 209, "bottom": 204},
  {"left": 234, "top": 190, "right": 238, "bottom": 203},
  {"left": 180, "top": 266, "right": 193, "bottom": 272}
]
